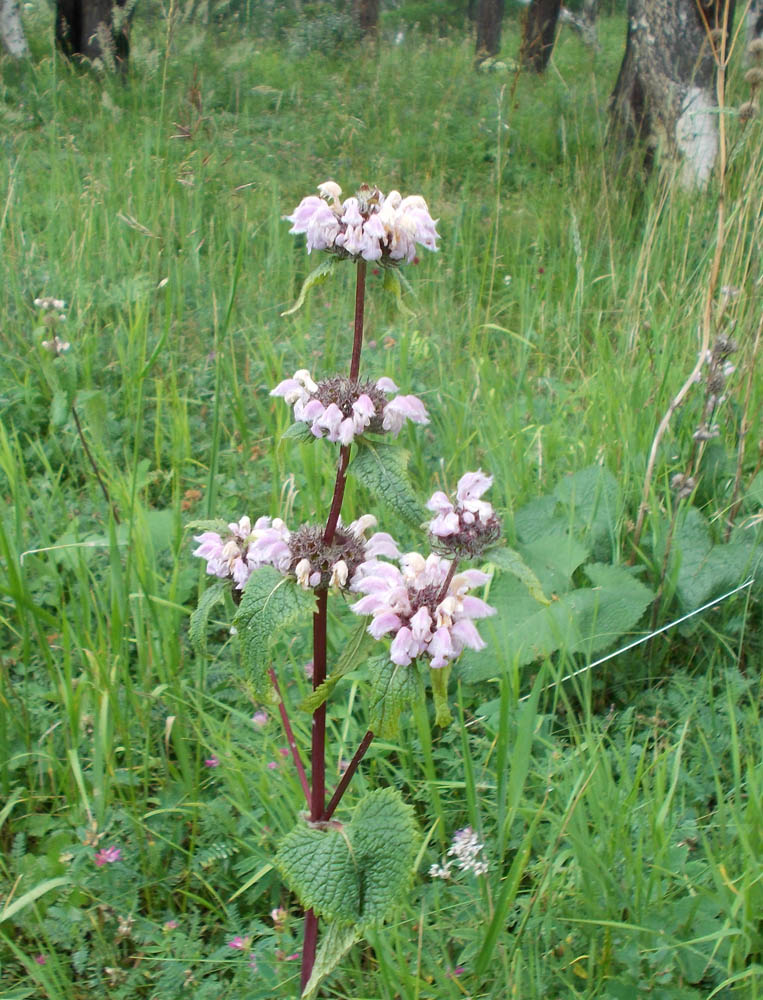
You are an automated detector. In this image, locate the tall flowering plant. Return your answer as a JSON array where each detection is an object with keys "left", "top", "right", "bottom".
[{"left": 190, "top": 182, "right": 501, "bottom": 996}]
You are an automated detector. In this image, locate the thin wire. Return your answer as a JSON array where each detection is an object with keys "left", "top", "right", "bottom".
[{"left": 518, "top": 577, "right": 755, "bottom": 703}]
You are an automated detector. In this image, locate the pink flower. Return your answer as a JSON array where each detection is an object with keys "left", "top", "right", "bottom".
[
  {"left": 271, "top": 371, "right": 428, "bottom": 444},
  {"left": 267, "top": 761, "right": 279, "bottom": 770},
  {"left": 284, "top": 182, "right": 438, "bottom": 263},
  {"left": 350, "top": 553, "right": 495, "bottom": 669},
  {"left": 228, "top": 936, "right": 248, "bottom": 950},
  {"left": 204, "top": 756, "right": 219, "bottom": 768},
  {"left": 34, "top": 955, "right": 47, "bottom": 965},
  {"left": 252, "top": 711, "right": 268, "bottom": 727},
  {"left": 193, "top": 514, "right": 293, "bottom": 589},
  {"left": 427, "top": 471, "right": 501, "bottom": 557},
  {"left": 164, "top": 920, "right": 179, "bottom": 930},
  {"left": 94, "top": 846, "right": 122, "bottom": 867}
]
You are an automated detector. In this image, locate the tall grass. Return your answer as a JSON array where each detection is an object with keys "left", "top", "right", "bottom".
[{"left": 0, "top": 6, "right": 761, "bottom": 998}]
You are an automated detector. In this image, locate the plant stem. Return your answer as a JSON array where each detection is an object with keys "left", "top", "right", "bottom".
[
  {"left": 323, "top": 729, "right": 374, "bottom": 821},
  {"left": 302, "top": 259, "right": 368, "bottom": 990},
  {"left": 268, "top": 667, "right": 310, "bottom": 809},
  {"left": 350, "top": 260, "right": 366, "bottom": 381},
  {"left": 436, "top": 558, "right": 459, "bottom": 605},
  {"left": 71, "top": 404, "right": 120, "bottom": 524}
]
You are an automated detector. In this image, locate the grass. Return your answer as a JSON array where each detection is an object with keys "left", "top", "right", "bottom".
[{"left": 1, "top": 4, "right": 762, "bottom": 998}]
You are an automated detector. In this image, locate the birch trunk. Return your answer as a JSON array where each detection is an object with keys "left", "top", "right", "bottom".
[
  {"left": 0, "top": 0, "right": 29, "bottom": 57},
  {"left": 610, "top": 0, "right": 735, "bottom": 189}
]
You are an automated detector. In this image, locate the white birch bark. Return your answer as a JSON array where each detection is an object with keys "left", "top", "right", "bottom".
[{"left": 0, "top": 0, "right": 29, "bottom": 57}]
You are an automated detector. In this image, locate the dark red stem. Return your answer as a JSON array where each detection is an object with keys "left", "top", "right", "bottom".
[
  {"left": 350, "top": 260, "right": 366, "bottom": 382},
  {"left": 302, "top": 259, "right": 368, "bottom": 989},
  {"left": 268, "top": 667, "right": 310, "bottom": 809},
  {"left": 436, "top": 558, "right": 459, "bottom": 605},
  {"left": 323, "top": 729, "right": 374, "bottom": 821}
]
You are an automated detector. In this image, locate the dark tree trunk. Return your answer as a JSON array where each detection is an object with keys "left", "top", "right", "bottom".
[
  {"left": 610, "top": 0, "right": 735, "bottom": 188},
  {"left": 520, "top": 0, "right": 562, "bottom": 71},
  {"left": 56, "top": 0, "right": 130, "bottom": 70},
  {"left": 354, "top": 0, "right": 379, "bottom": 35},
  {"left": 475, "top": 0, "right": 505, "bottom": 59}
]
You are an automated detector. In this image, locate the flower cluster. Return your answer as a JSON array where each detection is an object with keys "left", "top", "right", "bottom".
[
  {"left": 94, "top": 846, "right": 122, "bottom": 867},
  {"left": 692, "top": 334, "right": 738, "bottom": 442},
  {"left": 193, "top": 515, "right": 289, "bottom": 591},
  {"left": 429, "top": 827, "right": 489, "bottom": 879},
  {"left": 193, "top": 513, "right": 398, "bottom": 594},
  {"left": 350, "top": 553, "right": 495, "bottom": 669},
  {"left": 285, "top": 181, "right": 439, "bottom": 263},
  {"left": 427, "top": 470, "right": 501, "bottom": 557},
  {"left": 271, "top": 370, "right": 428, "bottom": 444}
]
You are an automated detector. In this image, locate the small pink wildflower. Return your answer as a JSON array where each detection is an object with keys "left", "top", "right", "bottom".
[
  {"left": 427, "top": 470, "right": 501, "bottom": 557},
  {"left": 34, "top": 955, "right": 47, "bottom": 965},
  {"left": 252, "top": 711, "right": 268, "bottom": 727},
  {"left": 350, "top": 553, "right": 495, "bottom": 669},
  {"left": 204, "top": 756, "right": 220, "bottom": 768},
  {"left": 228, "top": 936, "right": 249, "bottom": 950},
  {"left": 164, "top": 920, "right": 179, "bottom": 931},
  {"left": 94, "top": 846, "right": 122, "bottom": 867},
  {"left": 267, "top": 761, "right": 279, "bottom": 770},
  {"left": 270, "top": 371, "right": 428, "bottom": 444},
  {"left": 278, "top": 747, "right": 290, "bottom": 759},
  {"left": 285, "top": 182, "right": 439, "bottom": 263}
]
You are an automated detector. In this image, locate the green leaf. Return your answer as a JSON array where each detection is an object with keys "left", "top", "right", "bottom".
[
  {"left": 276, "top": 825, "right": 360, "bottom": 924},
  {"left": 299, "top": 619, "right": 373, "bottom": 713},
  {"left": 488, "top": 546, "right": 550, "bottom": 605},
  {"left": 553, "top": 464, "right": 620, "bottom": 559},
  {"left": 189, "top": 581, "right": 228, "bottom": 655},
  {"left": 282, "top": 421, "right": 317, "bottom": 443},
  {"left": 671, "top": 507, "right": 760, "bottom": 611},
  {"left": 302, "top": 922, "right": 360, "bottom": 999},
  {"left": 233, "top": 567, "right": 316, "bottom": 695},
  {"left": 350, "top": 441, "right": 425, "bottom": 528},
  {"left": 457, "top": 563, "right": 653, "bottom": 682},
  {"left": 0, "top": 877, "right": 70, "bottom": 924},
  {"left": 430, "top": 664, "right": 453, "bottom": 728},
  {"left": 185, "top": 518, "right": 231, "bottom": 535},
  {"left": 50, "top": 389, "right": 70, "bottom": 429},
  {"left": 368, "top": 659, "right": 421, "bottom": 738},
  {"left": 281, "top": 256, "right": 338, "bottom": 317},
  {"left": 382, "top": 266, "right": 415, "bottom": 316},
  {"left": 350, "top": 787, "right": 417, "bottom": 923},
  {"left": 276, "top": 788, "right": 417, "bottom": 928},
  {"left": 519, "top": 533, "right": 589, "bottom": 596}
]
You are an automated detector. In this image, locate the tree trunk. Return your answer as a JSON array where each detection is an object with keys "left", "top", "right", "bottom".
[
  {"left": 0, "top": 0, "right": 29, "bottom": 57},
  {"left": 560, "top": 0, "right": 600, "bottom": 50},
  {"left": 749, "top": 0, "right": 763, "bottom": 42},
  {"left": 56, "top": 0, "right": 130, "bottom": 70},
  {"left": 475, "top": 0, "right": 505, "bottom": 59},
  {"left": 520, "top": 0, "right": 561, "bottom": 71},
  {"left": 354, "top": 0, "right": 379, "bottom": 35},
  {"left": 610, "top": 0, "right": 734, "bottom": 189}
]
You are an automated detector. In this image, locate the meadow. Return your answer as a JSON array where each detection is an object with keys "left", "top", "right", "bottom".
[{"left": 0, "top": 4, "right": 762, "bottom": 997}]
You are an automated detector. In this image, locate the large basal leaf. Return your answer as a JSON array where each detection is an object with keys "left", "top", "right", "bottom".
[
  {"left": 553, "top": 464, "right": 620, "bottom": 558},
  {"left": 518, "top": 533, "right": 589, "bottom": 597},
  {"left": 189, "top": 580, "right": 227, "bottom": 655},
  {"left": 299, "top": 620, "right": 374, "bottom": 714},
  {"left": 233, "top": 567, "right": 316, "bottom": 695},
  {"left": 671, "top": 507, "right": 760, "bottom": 611},
  {"left": 368, "top": 659, "right": 421, "bottom": 738},
  {"left": 349, "top": 442, "right": 425, "bottom": 528},
  {"left": 276, "top": 788, "right": 417, "bottom": 929},
  {"left": 457, "top": 563, "right": 653, "bottom": 683},
  {"left": 281, "top": 256, "right": 338, "bottom": 317},
  {"left": 487, "top": 546, "right": 550, "bottom": 605}
]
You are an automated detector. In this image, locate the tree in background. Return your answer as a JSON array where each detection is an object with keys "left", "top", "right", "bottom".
[
  {"left": 475, "top": 0, "right": 505, "bottom": 60},
  {"left": 0, "top": 0, "right": 28, "bottom": 56},
  {"left": 55, "top": 0, "right": 132, "bottom": 70},
  {"left": 519, "top": 0, "right": 561, "bottom": 71},
  {"left": 610, "top": 0, "right": 735, "bottom": 189},
  {"left": 354, "top": 0, "right": 379, "bottom": 35}
]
